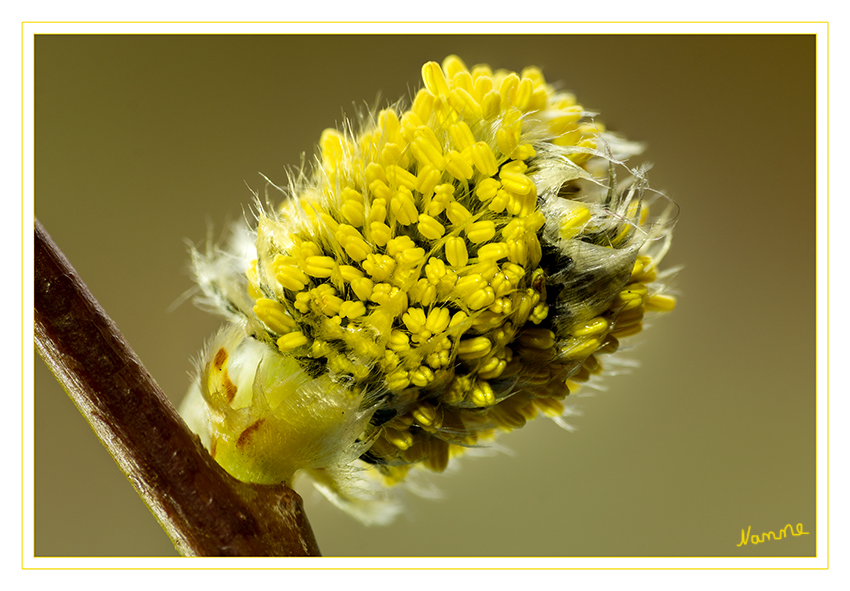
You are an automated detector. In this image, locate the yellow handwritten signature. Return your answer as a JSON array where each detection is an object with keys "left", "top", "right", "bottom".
[{"left": 737, "top": 523, "right": 810, "bottom": 546}]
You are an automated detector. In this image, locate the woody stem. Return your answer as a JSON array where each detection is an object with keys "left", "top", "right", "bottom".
[{"left": 33, "top": 218, "right": 321, "bottom": 557}]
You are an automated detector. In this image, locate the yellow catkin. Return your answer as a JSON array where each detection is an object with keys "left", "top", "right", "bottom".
[{"left": 187, "top": 55, "right": 676, "bottom": 515}]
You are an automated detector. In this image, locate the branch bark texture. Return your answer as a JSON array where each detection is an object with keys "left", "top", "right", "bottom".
[{"left": 34, "top": 218, "right": 321, "bottom": 557}]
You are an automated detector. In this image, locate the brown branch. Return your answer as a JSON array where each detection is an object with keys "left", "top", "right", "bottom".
[{"left": 33, "top": 218, "right": 321, "bottom": 557}]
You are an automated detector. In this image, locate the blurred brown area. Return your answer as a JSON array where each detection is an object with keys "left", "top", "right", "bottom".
[{"left": 33, "top": 34, "right": 816, "bottom": 557}]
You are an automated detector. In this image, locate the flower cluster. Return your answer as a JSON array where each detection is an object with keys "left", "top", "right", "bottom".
[{"left": 181, "top": 56, "right": 676, "bottom": 523}]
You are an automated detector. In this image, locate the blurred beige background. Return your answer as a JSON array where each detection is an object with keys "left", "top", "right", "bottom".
[{"left": 33, "top": 34, "right": 816, "bottom": 557}]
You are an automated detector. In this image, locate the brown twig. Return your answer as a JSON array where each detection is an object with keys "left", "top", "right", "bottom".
[{"left": 33, "top": 218, "right": 321, "bottom": 557}]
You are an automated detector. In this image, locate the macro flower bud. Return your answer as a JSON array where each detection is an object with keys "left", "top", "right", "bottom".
[{"left": 181, "top": 55, "right": 677, "bottom": 524}]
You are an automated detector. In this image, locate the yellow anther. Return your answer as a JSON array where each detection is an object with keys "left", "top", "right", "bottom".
[
  {"left": 472, "top": 72, "right": 493, "bottom": 98},
  {"left": 506, "top": 239, "right": 529, "bottom": 266},
  {"left": 559, "top": 337, "right": 601, "bottom": 360},
  {"left": 512, "top": 77, "right": 534, "bottom": 111},
  {"left": 416, "top": 165, "right": 442, "bottom": 195},
  {"left": 559, "top": 204, "right": 592, "bottom": 239},
  {"left": 453, "top": 273, "right": 485, "bottom": 298},
  {"left": 369, "top": 198, "right": 387, "bottom": 224},
  {"left": 369, "top": 221, "right": 392, "bottom": 247},
  {"left": 499, "top": 161, "right": 534, "bottom": 195},
  {"left": 490, "top": 272, "right": 512, "bottom": 298},
  {"left": 631, "top": 255, "right": 658, "bottom": 283},
  {"left": 469, "top": 380, "right": 495, "bottom": 407},
  {"left": 386, "top": 234, "right": 416, "bottom": 256},
  {"left": 319, "top": 128, "right": 348, "bottom": 169},
  {"left": 645, "top": 294, "right": 677, "bottom": 312},
  {"left": 445, "top": 236, "right": 469, "bottom": 268},
  {"left": 411, "top": 278, "right": 437, "bottom": 306},
  {"left": 378, "top": 107, "right": 402, "bottom": 138},
  {"left": 417, "top": 214, "right": 446, "bottom": 240},
  {"left": 425, "top": 307, "right": 452, "bottom": 334},
  {"left": 465, "top": 220, "right": 496, "bottom": 244},
  {"left": 350, "top": 275, "right": 373, "bottom": 302},
  {"left": 630, "top": 258, "right": 645, "bottom": 279},
  {"left": 340, "top": 187, "right": 365, "bottom": 227},
  {"left": 477, "top": 242, "right": 510, "bottom": 261},
  {"left": 457, "top": 336, "right": 492, "bottom": 359},
  {"left": 434, "top": 182, "right": 455, "bottom": 198},
  {"left": 549, "top": 105, "right": 584, "bottom": 135},
  {"left": 369, "top": 178, "right": 391, "bottom": 202},
  {"left": 518, "top": 328, "right": 555, "bottom": 350},
  {"left": 524, "top": 211, "right": 546, "bottom": 232},
  {"left": 396, "top": 245, "right": 426, "bottom": 266},
  {"left": 451, "top": 69, "right": 474, "bottom": 96},
  {"left": 530, "top": 302, "right": 549, "bottom": 324},
  {"left": 410, "top": 366, "right": 436, "bottom": 388},
  {"left": 432, "top": 96, "right": 459, "bottom": 129},
  {"left": 520, "top": 65, "right": 545, "bottom": 86},
  {"left": 496, "top": 126, "right": 520, "bottom": 157},
  {"left": 442, "top": 55, "right": 467, "bottom": 79},
  {"left": 446, "top": 201, "right": 472, "bottom": 227},
  {"left": 253, "top": 298, "right": 295, "bottom": 335},
  {"left": 274, "top": 261, "right": 309, "bottom": 292},
  {"left": 448, "top": 311, "right": 469, "bottom": 331},
  {"left": 384, "top": 428, "right": 414, "bottom": 451},
  {"left": 425, "top": 258, "right": 447, "bottom": 284},
  {"left": 336, "top": 224, "right": 372, "bottom": 262},
  {"left": 617, "top": 284, "right": 648, "bottom": 303},
  {"left": 478, "top": 357, "right": 507, "bottom": 380},
  {"left": 466, "top": 260, "right": 499, "bottom": 282},
  {"left": 412, "top": 401, "right": 440, "bottom": 428},
  {"left": 572, "top": 317, "right": 609, "bottom": 337},
  {"left": 402, "top": 307, "right": 427, "bottom": 333},
  {"left": 388, "top": 330, "right": 411, "bottom": 352},
  {"left": 481, "top": 90, "right": 501, "bottom": 119},
  {"left": 445, "top": 150, "right": 474, "bottom": 181},
  {"left": 448, "top": 87, "right": 483, "bottom": 121},
  {"left": 427, "top": 188, "right": 453, "bottom": 217},
  {"left": 488, "top": 189, "right": 510, "bottom": 213},
  {"left": 426, "top": 349, "right": 451, "bottom": 369},
  {"left": 386, "top": 164, "right": 418, "bottom": 192},
  {"left": 310, "top": 339, "right": 333, "bottom": 359},
  {"left": 381, "top": 142, "right": 405, "bottom": 166},
  {"left": 311, "top": 284, "right": 344, "bottom": 316},
  {"left": 400, "top": 111, "right": 423, "bottom": 143},
  {"left": 511, "top": 143, "right": 536, "bottom": 161},
  {"left": 422, "top": 61, "right": 451, "bottom": 97},
  {"left": 303, "top": 255, "right": 336, "bottom": 278},
  {"left": 338, "top": 300, "right": 366, "bottom": 319},
  {"left": 468, "top": 286, "right": 496, "bottom": 310},
  {"left": 365, "top": 161, "right": 387, "bottom": 185},
  {"left": 501, "top": 262, "right": 525, "bottom": 285},
  {"left": 389, "top": 187, "right": 419, "bottom": 226},
  {"left": 411, "top": 88, "right": 435, "bottom": 122},
  {"left": 476, "top": 178, "right": 501, "bottom": 202},
  {"left": 470, "top": 141, "right": 499, "bottom": 177},
  {"left": 435, "top": 268, "right": 457, "bottom": 297},
  {"left": 411, "top": 126, "right": 446, "bottom": 171},
  {"left": 386, "top": 369, "right": 410, "bottom": 392},
  {"left": 362, "top": 253, "right": 397, "bottom": 281},
  {"left": 568, "top": 137, "right": 597, "bottom": 164},
  {"left": 527, "top": 86, "right": 549, "bottom": 112},
  {"left": 489, "top": 297, "right": 512, "bottom": 315},
  {"left": 502, "top": 219, "right": 524, "bottom": 241},
  {"left": 449, "top": 121, "right": 476, "bottom": 152},
  {"left": 499, "top": 73, "right": 520, "bottom": 106},
  {"left": 276, "top": 331, "right": 309, "bottom": 352}
]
